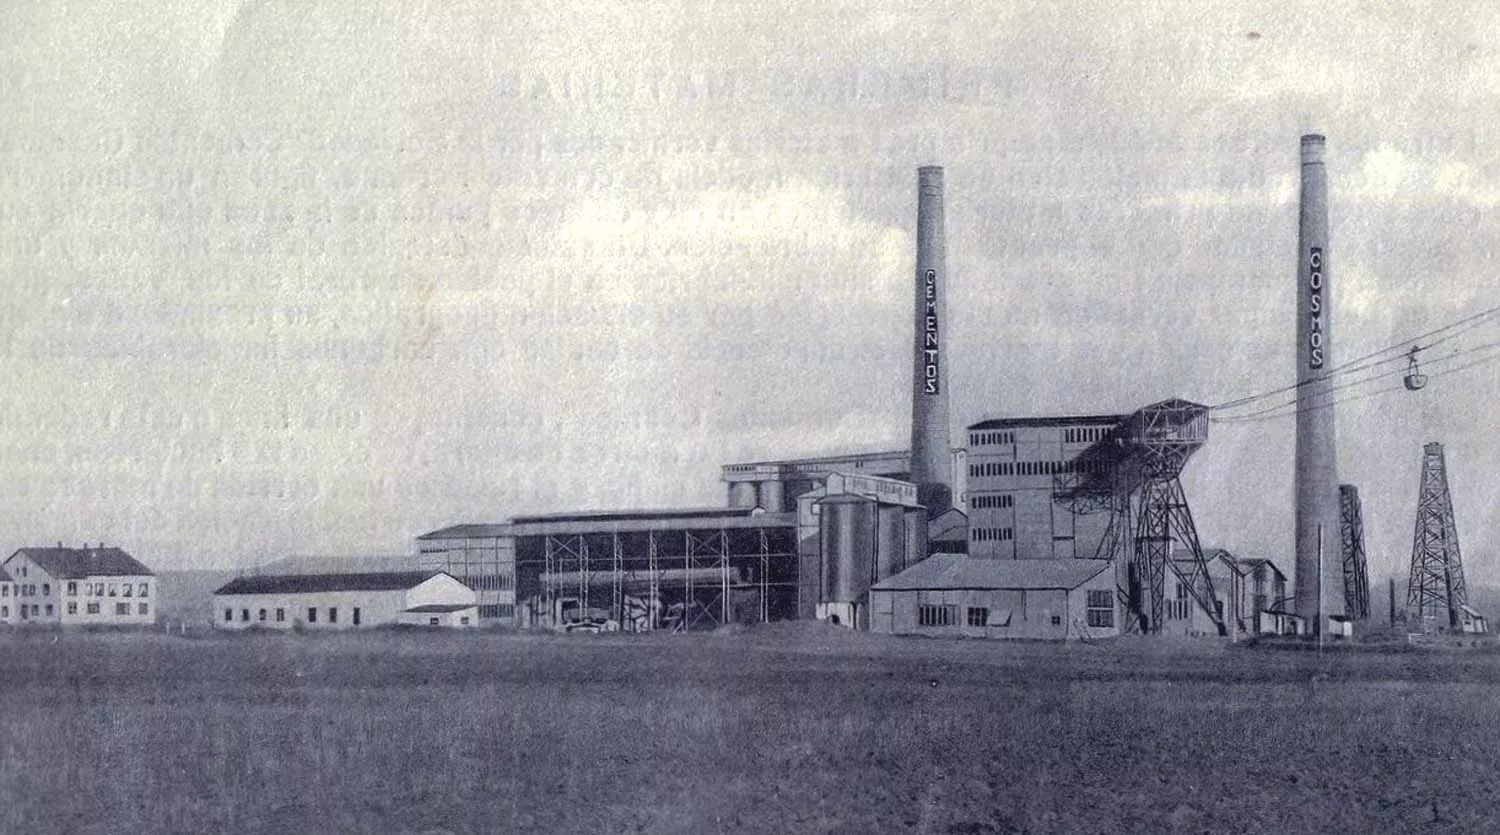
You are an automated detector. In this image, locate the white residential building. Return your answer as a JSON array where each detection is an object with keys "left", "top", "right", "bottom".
[{"left": 2, "top": 546, "right": 158, "bottom": 626}]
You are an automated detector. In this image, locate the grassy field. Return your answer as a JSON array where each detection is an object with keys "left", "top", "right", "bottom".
[{"left": 2, "top": 626, "right": 1499, "bottom": 834}]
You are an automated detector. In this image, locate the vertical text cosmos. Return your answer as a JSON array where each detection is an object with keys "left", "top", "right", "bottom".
[{"left": 1307, "top": 247, "right": 1325, "bottom": 369}]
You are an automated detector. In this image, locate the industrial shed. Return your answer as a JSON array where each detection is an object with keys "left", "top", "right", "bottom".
[
  {"left": 213, "top": 571, "right": 477, "bottom": 631},
  {"left": 869, "top": 555, "right": 1119, "bottom": 640}
]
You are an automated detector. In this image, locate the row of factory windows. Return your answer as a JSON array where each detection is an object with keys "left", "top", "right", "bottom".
[
  {"left": 3, "top": 602, "right": 148, "bottom": 618},
  {"left": 969, "top": 427, "right": 1113, "bottom": 448},
  {"left": 916, "top": 592, "right": 1117, "bottom": 630},
  {"left": 1064, "top": 426, "right": 1112, "bottom": 444},
  {"left": 2, "top": 582, "right": 150, "bottom": 598},
  {"left": 969, "top": 460, "right": 1113, "bottom": 478},
  {"left": 479, "top": 604, "right": 515, "bottom": 619},
  {"left": 223, "top": 606, "right": 481, "bottom": 627},
  {"left": 969, "top": 431, "right": 1016, "bottom": 447},
  {"left": 227, "top": 606, "right": 362, "bottom": 625},
  {"left": 970, "top": 528, "right": 1014, "bottom": 542},
  {"left": 969, "top": 493, "right": 1014, "bottom": 510}
]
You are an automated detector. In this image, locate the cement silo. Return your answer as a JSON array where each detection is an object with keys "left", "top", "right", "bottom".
[{"left": 818, "top": 494, "right": 877, "bottom": 626}]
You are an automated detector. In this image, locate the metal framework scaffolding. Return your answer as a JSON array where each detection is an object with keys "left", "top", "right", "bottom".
[
  {"left": 1058, "top": 399, "right": 1226, "bottom": 635},
  {"left": 532, "top": 526, "right": 797, "bottom": 632},
  {"left": 1406, "top": 442, "right": 1468, "bottom": 630},
  {"left": 1339, "top": 484, "right": 1371, "bottom": 620}
]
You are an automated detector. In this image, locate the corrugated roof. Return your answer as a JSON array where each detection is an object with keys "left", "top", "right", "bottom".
[
  {"left": 510, "top": 506, "right": 763, "bottom": 524},
  {"left": 405, "top": 603, "right": 476, "bottom": 614},
  {"left": 418, "top": 511, "right": 799, "bottom": 540},
  {"left": 968, "top": 414, "right": 1127, "bottom": 431},
  {"left": 214, "top": 571, "right": 452, "bottom": 596},
  {"left": 722, "top": 449, "right": 906, "bottom": 469},
  {"left": 872, "top": 554, "right": 1111, "bottom": 591},
  {"left": 9, "top": 547, "right": 155, "bottom": 578}
]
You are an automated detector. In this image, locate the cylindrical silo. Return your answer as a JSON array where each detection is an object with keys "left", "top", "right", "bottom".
[
  {"left": 904, "top": 508, "right": 928, "bottom": 571},
  {"left": 819, "top": 494, "right": 877, "bottom": 603},
  {"left": 876, "top": 504, "right": 905, "bottom": 583},
  {"left": 727, "top": 482, "right": 758, "bottom": 509},
  {"left": 758, "top": 480, "right": 786, "bottom": 513}
]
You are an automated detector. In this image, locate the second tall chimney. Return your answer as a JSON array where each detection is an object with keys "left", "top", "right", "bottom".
[{"left": 1293, "top": 134, "right": 1345, "bottom": 631}]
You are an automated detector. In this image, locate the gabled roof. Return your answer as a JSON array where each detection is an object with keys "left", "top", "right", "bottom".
[
  {"left": 928, "top": 508, "right": 970, "bottom": 542},
  {"left": 9, "top": 547, "right": 154, "bottom": 578},
  {"left": 1171, "top": 549, "right": 1288, "bottom": 580},
  {"left": 872, "top": 554, "right": 1111, "bottom": 592},
  {"left": 214, "top": 571, "right": 457, "bottom": 596},
  {"left": 1235, "top": 557, "right": 1288, "bottom": 580}
]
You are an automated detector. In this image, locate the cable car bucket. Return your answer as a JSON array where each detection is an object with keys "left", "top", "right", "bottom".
[{"left": 1404, "top": 345, "right": 1428, "bottom": 391}]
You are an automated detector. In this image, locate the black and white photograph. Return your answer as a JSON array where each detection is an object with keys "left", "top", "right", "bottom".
[{"left": 2, "top": 2, "right": 1499, "bottom": 832}]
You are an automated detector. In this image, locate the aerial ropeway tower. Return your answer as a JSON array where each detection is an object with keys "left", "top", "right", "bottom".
[{"left": 1052, "top": 398, "right": 1226, "bottom": 635}]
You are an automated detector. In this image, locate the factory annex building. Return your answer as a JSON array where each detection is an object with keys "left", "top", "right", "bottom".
[
  {"left": 870, "top": 554, "right": 1119, "bottom": 639},
  {"left": 212, "top": 571, "right": 479, "bottom": 630}
]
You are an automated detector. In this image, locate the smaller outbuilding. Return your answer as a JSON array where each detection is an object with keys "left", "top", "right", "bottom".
[
  {"left": 869, "top": 555, "right": 1118, "bottom": 640},
  {"left": 1460, "top": 604, "right": 1487, "bottom": 635},
  {"left": 212, "top": 571, "right": 478, "bottom": 631}
]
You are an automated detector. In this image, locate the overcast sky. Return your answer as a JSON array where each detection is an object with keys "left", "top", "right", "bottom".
[{"left": 3, "top": 2, "right": 1499, "bottom": 584}]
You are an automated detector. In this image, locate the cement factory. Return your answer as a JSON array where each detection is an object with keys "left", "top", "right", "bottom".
[{"left": 204, "top": 135, "right": 1489, "bottom": 641}]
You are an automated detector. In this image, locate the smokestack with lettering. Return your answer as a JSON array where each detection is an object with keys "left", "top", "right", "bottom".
[
  {"left": 911, "top": 166, "right": 953, "bottom": 516},
  {"left": 1293, "top": 134, "right": 1345, "bottom": 632}
]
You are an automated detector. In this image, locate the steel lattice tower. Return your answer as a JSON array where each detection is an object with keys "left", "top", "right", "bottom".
[
  {"left": 1406, "top": 442, "right": 1468, "bottom": 630},
  {"left": 1339, "top": 484, "right": 1371, "bottom": 619},
  {"left": 1052, "top": 399, "right": 1225, "bottom": 636}
]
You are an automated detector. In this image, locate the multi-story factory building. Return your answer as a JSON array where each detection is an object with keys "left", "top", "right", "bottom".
[{"left": 964, "top": 414, "right": 1125, "bottom": 560}]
